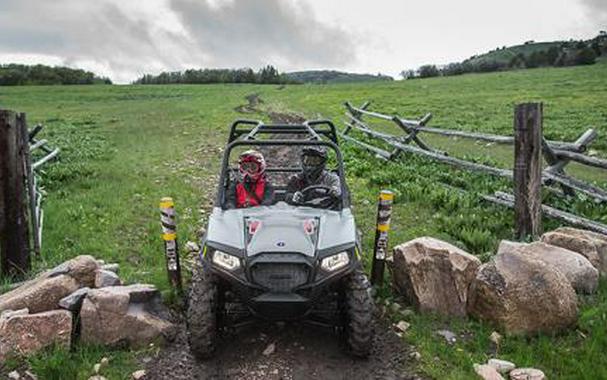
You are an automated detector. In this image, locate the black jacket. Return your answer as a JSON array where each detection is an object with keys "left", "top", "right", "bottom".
[{"left": 286, "top": 170, "right": 341, "bottom": 200}]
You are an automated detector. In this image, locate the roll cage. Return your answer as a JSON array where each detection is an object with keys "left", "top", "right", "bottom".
[{"left": 215, "top": 120, "right": 349, "bottom": 210}]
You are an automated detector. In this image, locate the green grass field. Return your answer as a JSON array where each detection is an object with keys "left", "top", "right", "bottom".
[{"left": 1, "top": 61, "right": 606, "bottom": 379}]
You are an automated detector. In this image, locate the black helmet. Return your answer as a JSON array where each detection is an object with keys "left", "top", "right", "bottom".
[{"left": 301, "top": 146, "right": 327, "bottom": 182}]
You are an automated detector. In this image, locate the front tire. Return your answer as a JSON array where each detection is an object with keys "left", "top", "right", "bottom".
[
  {"left": 186, "top": 261, "right": 219, "bottom": 359},
  {"left": 343, "top": 268, "right": 373, "bottom": 357}
]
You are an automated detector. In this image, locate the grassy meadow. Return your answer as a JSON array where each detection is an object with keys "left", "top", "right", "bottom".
[{"left": 1, "top": 61, "right": 607, "bottom": 379}]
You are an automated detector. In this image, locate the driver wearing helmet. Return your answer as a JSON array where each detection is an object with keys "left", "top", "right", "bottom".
[
  {"left": 286, "top": 146, "right": 341, "bottom": 206},
  {"left": 227, "top": 150, "right": 274, "bottom": 208}
]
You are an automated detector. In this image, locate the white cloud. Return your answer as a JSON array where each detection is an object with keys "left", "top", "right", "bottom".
[
  {"left": 0, "top": 0, "right": 602, "bottom": 82},
  {"left": 0, "top": 0, "right": 356, "bottom": 83}
]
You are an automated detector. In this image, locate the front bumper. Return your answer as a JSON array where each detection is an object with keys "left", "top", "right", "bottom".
[{"left": 205, "top": 249, "right": 356, "bottom": 320}]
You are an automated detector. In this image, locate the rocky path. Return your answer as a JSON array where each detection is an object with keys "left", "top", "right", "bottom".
[{"left": 144, "top": 95, "right": 417, "bottom": 380}]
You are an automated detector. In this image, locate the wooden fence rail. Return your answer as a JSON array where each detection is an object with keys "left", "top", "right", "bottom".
[
  {"left": 341, "top": 101, "right": 607, "bottom": 202},
  {"left": 340, "top": 101, "right": 607, "bottom": 238}
]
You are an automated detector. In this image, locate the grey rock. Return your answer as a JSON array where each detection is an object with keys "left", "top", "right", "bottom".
[
  {"left": 80, "top": 285, "right": 176, "bottom": 348},
  {"left": 59, "top": 287, "right": 91, "bottom": 311},
  {"left": 46, "top": 255, "right": 99, "bottom": 287},
  {"left": 437, "top": 329, "right": 457, "bottom": 344},
  {"left": 489, "top": 331, "right": 502, "bottom": 346},
  {"left": 488, "top": 359, "right": 516, "bottom": 374},
  {"left": 509, "top": 368, "right": 546, "bottom": 380},
  {"left": 101, "top": 264, "right": 120, "bottom": 274},
  {"left": 185, "top": 241, "right": 200, "bottom": 253},
  {"left": 474, "top": 364, "right": 505, "bottom": 380},
  {"left": 468, "top": 249, "right": 578, "bottom": 335},
  {"left": 0, "top": 310, "right": 72, "bottom": 362},
  {"left": 395, "top": 320, "right": 410, "bottom": 333},
  {"left": 498, "top": 240, "right": 599, "bottom": 294},
  {"left": 103, "top": 284, "right": 159, "bottom": 303},
  {"left": 262, "top": 342, "right": 276, "bottom": 356},
  {"left": 392, "top": 237, "right": 481, "bottom": 317},
  {"left": 0, "top": 274, "right": 79, "bottom": 314},
  {"left": 542, "top": 227, "right": 607, "bottom": 275},
  {"left": 95, "top": 269, "right": 121, "bottom": 288}
]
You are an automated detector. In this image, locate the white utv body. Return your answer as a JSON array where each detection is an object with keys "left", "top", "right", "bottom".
[{"left": 186, "top": 120, "right": 373, "bottom": 359}]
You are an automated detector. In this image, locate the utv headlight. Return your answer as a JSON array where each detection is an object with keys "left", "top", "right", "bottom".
[
  {"left": 212, "top": 251, "right": 241, "bottom": 271},
  {"left": 320, "top": 252, "right": 350, "bottom": 272}
]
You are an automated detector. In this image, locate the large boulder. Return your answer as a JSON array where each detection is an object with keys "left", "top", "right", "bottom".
[
  {"left": 0, "top": 309, "right": 72, "bottom": 362},
  {"left": 392, "top": 237, "right": 481, "bottom": 317},
  {"left": 498, "top": 240, "right": 599, "bottom": 294},
  {"left": 467, "top": 249, "right": 578, "bottom": 335},
  {"left": 0, "top": 275, "right": 79, "bottom": 314},
  {"left": 541, "top": 227, "right": 607, "bottom": 275},
  {"left": 80, "top": 284, "right": 176, "bottom": 348}
]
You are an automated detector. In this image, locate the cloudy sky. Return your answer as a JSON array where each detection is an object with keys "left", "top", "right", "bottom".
[{"left": 0, "top": 0, "right": 604, "bottom": 83}]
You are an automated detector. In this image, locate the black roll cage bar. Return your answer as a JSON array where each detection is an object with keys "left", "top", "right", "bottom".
[
  {"left": 216, "top": 120, "right": 349, "bottom": 209},
  {"left": 228, "top": 119, "right": 339, "bottom": 144}
]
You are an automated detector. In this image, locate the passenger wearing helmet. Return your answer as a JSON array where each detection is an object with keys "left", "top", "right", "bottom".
[
  {"left": 286, "top": 146, "right": 341, "bottom": 207},
  {"left": 227, "top": 150, "right": 274, "bottom": 208}
]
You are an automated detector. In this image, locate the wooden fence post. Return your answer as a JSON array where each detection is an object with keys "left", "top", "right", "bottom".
[
  {"left": 0, "top": 110, "right": 31, "bottom": 277},
  {"left": 513, "top": 103, "right": 543, "bottom": 240}
]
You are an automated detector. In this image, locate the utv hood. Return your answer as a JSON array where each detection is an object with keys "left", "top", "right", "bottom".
[
  {"left": 244, "top": 215, "right": 317, "bottom": 256},
  {"left": 205, "top": 203, "right": 356, "bottom": 257}
]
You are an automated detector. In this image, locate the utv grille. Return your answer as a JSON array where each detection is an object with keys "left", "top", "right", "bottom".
[{"left": 251, "top": 263, "right": 309, "bottom": 292}]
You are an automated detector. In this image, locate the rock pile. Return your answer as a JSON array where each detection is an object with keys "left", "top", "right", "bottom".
[
  {"left": 473, "top": 358, "right": 545, "bottom": 380},
  {"left": 0, "top": 256, "right": 176, "bottom": 362},
  {"left": 391, "top": 227, "right": 604, "bottom": 336}
]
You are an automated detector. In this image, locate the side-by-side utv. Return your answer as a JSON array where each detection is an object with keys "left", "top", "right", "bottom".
[{"left": 186, "top": 120, "right": 373, "bottom": 359}]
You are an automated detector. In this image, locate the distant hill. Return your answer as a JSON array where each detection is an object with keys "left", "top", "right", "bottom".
[
  {"left": 0, "top": 64, "right": 112, "bottom": 86},
  {"left": 464, "top": 41, "right": 563, "bottom": 66},
  {"left": 403, "top": 32, "right": 607, "bottom": 79},
  {"left": 286, "top": 70, "right": 393, "bottom": 84}
]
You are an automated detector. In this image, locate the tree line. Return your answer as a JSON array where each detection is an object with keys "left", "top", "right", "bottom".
[
  {"left": 134, "top": 65, "right": 298, "bottom": 85},
  {"left": 0, "top": 64, "right": 112, "bottom": 85},
  {"left": 402, "top": 32, "right": 607, "bottom": 79}
]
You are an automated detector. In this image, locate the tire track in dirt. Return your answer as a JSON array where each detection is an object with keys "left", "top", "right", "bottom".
[{"left": 144, "top": 94, "right": 419, "bottom": 380}]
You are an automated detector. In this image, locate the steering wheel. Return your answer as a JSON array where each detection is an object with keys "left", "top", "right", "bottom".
[{"left": 299, "top": 185, "right": 340, "bottom": 208}]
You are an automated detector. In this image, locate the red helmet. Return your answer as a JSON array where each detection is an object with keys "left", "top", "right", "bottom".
[{"left": 239, "top": 150, "right": 266, "bottom": 181}]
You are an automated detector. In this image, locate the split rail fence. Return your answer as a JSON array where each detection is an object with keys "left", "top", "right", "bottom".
[
  {"left": 340, "top": 101, "right": 607, "bottom": 236},
  {"left": 0, "top": 110, "right": 59, "bottom": 277}
]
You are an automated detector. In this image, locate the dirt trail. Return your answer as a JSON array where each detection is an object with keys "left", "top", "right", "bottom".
[
  {"left": 146, "top": 317, "right": 415, "bottom": 380},
  {"left": 144, "top": 95, "right": 418, "bottom": 380}
]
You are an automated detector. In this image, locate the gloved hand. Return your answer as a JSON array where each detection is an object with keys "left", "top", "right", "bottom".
[{"left": 292, "top": 191, "right": 304, "bottom": 204}]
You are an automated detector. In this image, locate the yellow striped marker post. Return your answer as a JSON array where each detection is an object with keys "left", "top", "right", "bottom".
[
  {"left": 370, "top": 190, "right": 394, "bottom": 286},
  {"left": 160, "top": 197, "right": 183, "bottom": 292}
]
